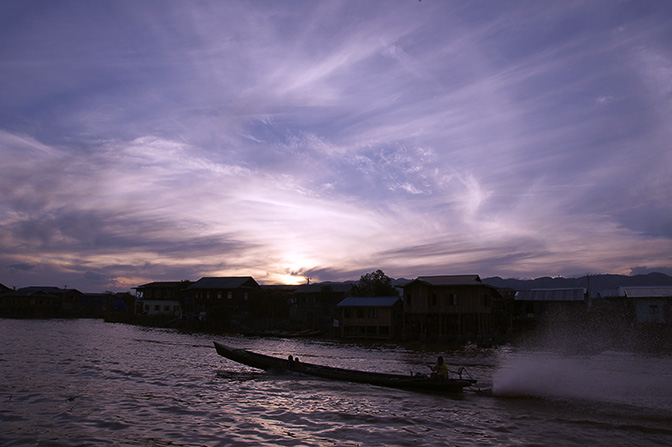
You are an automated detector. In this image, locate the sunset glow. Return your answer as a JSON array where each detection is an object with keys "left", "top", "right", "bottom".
[{"left": 1, "top": 1, "right": 671, "bottom": 291}]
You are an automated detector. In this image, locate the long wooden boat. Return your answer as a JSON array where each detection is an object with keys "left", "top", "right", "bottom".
[{"left": 213, "top": 342, "right": 477, "bottom": 393}]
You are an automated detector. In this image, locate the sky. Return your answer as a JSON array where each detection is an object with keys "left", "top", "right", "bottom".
[{"left": 1, "top": 0, "right": 671, "bottom": 292}]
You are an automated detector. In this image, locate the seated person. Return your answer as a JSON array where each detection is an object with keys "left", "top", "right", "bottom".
[{"left": 431, "top": 356, "right": 449, "bottom": 379}]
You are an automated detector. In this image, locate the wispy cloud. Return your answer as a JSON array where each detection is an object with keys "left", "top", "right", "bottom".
[{"left": 1, "top": 0, "right": 670, "bottom": 290}]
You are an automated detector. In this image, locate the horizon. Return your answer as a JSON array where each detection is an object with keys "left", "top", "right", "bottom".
[
  {"left": 2, "top": 1, "right": 671, "bottom": 291},
  {"left": 4, "top": 270, "right": 672, "bottom": 294}
]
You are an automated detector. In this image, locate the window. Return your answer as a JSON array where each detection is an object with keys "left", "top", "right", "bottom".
[
  {"left": 144, "top": 304, "right": 150, "bottom": 311},
  {"left": 163, "top": 305, "right": 170, "bottom": 311},
  {"left": 227, "top": 291, "right": 233, "bottom": 300},
  {"left": 449, "top": 294, "right": 457, "bottom": 306},
  {"left": 356, "top": 309, "right": 364, "bottom": 319},
  {"left": 649, "top": 304, "right": 659, "bottom": 314},
  {"left": 431, "top": 294, "right": 437, "bottom": 306},
  {"left": 344, "top": 309, "right": 351, "bottom": 318},
  {"left": 217, "top": 291, "right": 222, "bottom": 299},
  {"left": 368, "top": 309, "right": 377, "bottom": 318},
  {"left": 154, "top": 305, "right": 160, "bottom": 311}
]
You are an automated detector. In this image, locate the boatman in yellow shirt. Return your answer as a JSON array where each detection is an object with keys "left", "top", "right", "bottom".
[{"left": 431, "top": 356, "right": 449, "bottom": 379}]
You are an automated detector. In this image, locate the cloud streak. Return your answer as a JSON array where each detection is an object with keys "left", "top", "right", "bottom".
[{"left": 1, "top": 0, "right": 670, "bottom": 290}]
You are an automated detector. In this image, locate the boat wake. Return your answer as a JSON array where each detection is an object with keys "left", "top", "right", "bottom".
[{"left": 492, "top": 350, "right": 672, "bottom": 414}]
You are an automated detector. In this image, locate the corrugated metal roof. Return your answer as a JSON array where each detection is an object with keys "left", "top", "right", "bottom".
[
  {"left": 186, "top": 277, "right": 258, "bottom": 290},
  {"left": 408, "top": 275, "right": 483, "bottom": 287},
  {"left": 619, "top": 286, "right": 672, "bottom": 298},
  {"left": 515, "top": 288, "right": 586, "bottom": 301},
  {"left": 337, "top": 296, "right": 401, "bottom": 307},
  {"left": 597, "top": 288, "right": 621, "bottom": 298}
]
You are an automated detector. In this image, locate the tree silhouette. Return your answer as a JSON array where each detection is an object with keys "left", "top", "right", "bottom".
[{"left": 358, "top": 269, "right": 399, "bottom": 297}]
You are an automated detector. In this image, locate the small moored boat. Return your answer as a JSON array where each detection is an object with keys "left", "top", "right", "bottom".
[{"left": 213, "top": 342, "right": 477, "bottom": 393}]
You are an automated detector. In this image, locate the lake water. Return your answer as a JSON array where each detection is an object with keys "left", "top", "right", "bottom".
[{"left": 1, "top": 319, "right": 671, "bottom": 446}]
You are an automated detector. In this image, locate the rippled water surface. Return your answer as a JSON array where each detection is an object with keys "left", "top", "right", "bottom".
[{"left": 1, "top": 319, "right": 671, "bottom": 446}]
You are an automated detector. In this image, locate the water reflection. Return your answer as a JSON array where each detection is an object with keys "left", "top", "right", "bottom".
[{"left": 1, "top": 319, "right": 671, "bottom": 446}]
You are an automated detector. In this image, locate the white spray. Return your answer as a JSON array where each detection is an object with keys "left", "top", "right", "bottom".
[{"left": 492, "top": 349, "right": 672, "bottom": 412}]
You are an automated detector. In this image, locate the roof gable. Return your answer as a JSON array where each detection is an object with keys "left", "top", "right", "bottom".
[
  {"left": 406, "top": 275, "right": 483, "bottom": 287},
  {"left": 186, "top": 277, "right": 259, "bottom": 290},
  {"left": 5, "top": 289, "right": 59, "bottom": 298},
  {"left": 14, "top": 286, "right": 81, "bottom": 295},
  {"left": 20, "top": 286, "right": 62, "bottom": 291}
]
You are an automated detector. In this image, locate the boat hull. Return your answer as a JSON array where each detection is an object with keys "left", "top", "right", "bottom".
[{"left": 213, "top": 342, "right": 476, "bottom": 393}]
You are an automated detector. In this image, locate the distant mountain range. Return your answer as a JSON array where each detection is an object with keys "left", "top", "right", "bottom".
[
  {"left": 321, "top": 273, "right": 672, "bottom": 298},
  {"left": 481, "top": 272, "right": 672, "bottom": 296},
  {"left": 387, "top": 272, "right": 672, "bottom": 296}
]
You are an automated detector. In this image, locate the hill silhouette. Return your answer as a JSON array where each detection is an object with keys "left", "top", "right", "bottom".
[{"left": 482, "top": 272, "right": 672, "bottom": 296}]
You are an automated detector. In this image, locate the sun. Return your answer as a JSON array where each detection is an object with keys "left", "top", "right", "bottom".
[
  {"left": 267, "top": 254, "right": 319, "bottom": 285},
  {"left": 274, "top": 273, "right": 307, "bottom": 286}
]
